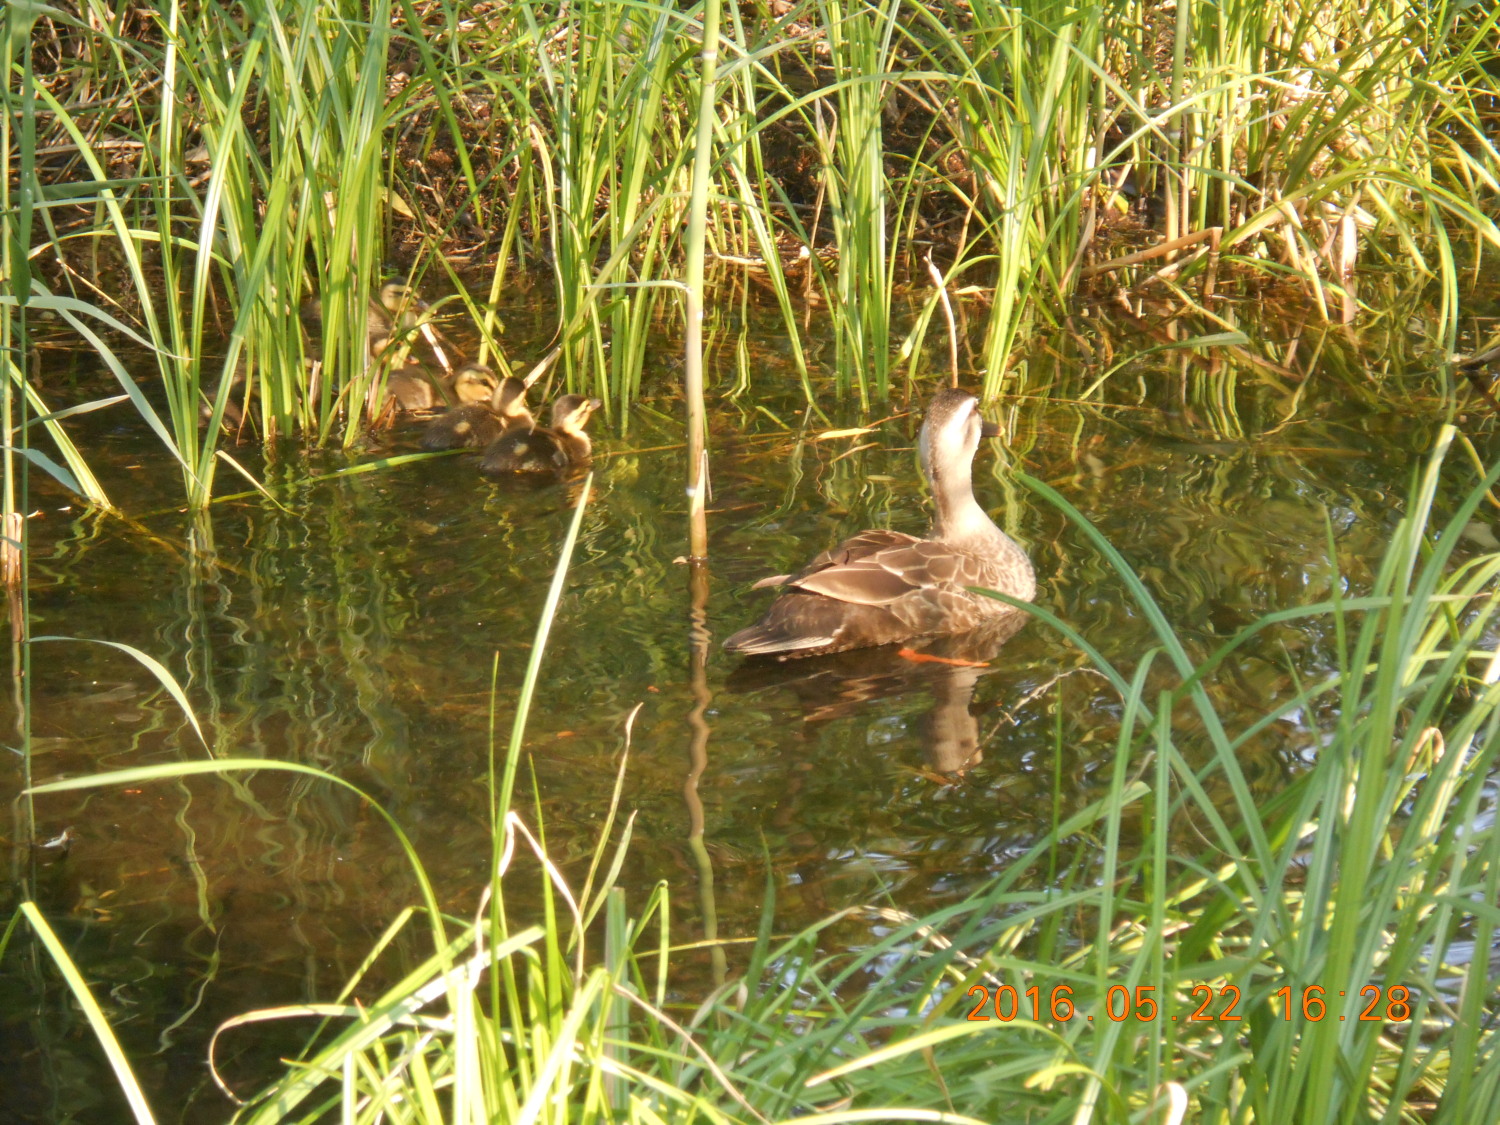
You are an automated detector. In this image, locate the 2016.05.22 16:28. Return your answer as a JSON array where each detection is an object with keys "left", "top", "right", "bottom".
[{"left": 964, "top": 984, "right": 1415, "bottom": 1023}]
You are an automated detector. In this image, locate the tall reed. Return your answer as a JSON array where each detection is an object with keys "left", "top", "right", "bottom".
[
  {"left": 10, "top": 0, "right": 1499, "bottom": 512},
  {"left": 918, "top": 0, "right": 1101, "bottom": 396},
  {"left": 813, "top": 0, "right": 903, "bottom": 404}
]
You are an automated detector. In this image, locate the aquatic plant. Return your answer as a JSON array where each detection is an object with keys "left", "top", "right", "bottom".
[{"left": 7, "top": 0, "right": 1496, "bottom": 509}]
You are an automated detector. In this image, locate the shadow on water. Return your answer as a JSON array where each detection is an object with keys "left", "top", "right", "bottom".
[{"left": 3, "top": 298, "right": 1498, "bottom": 1118}]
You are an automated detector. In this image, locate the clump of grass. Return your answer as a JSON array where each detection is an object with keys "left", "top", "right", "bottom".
[{"left": 11, "top": 0, "right": 1499, "bottom": 509}]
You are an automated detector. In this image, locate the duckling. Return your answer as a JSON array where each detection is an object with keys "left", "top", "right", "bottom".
[
  {"left": 420, "top": 370, "right": 529, "bottom": 451},
  {"left": 386, "top": 357, "right": 495, "bottom": 414},
  {"left": 723, "top": 388, "right": 1035, "bottom": 659},
  {"left": 302, "top": 282, "right": 425, "bottom": 360},
  {"left": 370, "top": 281, "right": 421, "bottom": 341},
  {"left": 385, "top": 358, "right": 447, "bottom": 411},
  {"left": 479, "top": 394, "right": 601, "bottom": 475},
  {"left": 454, "top": 364, "right": 506, "bottom": 406}
]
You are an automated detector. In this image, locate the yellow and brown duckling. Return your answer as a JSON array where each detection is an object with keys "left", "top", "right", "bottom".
[
  {"left": 421, "top": 370, "right": 531, "bottom": 451},
  {"left": 384, "top": 357, "right": 449, "bottom": 411},
  {"left": 479, "top": 394, "right": 601, "bottom": 475},
  {"left": 369, "top": 281, "right": 422, "bottom": 343},
  {"left": 387, "top": 358, "right": 498, "bottom": 414}
]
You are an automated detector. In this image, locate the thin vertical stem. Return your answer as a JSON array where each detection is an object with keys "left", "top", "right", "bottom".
[
  {"left": 682, "top": 0, "right": 721, "bottom": 562},
  {"left": 1168, "top": 0, "right": 1192, "bottom": 245}
]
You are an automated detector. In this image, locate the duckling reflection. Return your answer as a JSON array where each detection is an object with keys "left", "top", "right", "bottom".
[{"left": 723, "top": 613, "right": 1027, "bottom": 775}]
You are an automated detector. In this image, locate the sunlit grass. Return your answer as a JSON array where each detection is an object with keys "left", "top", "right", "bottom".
[{"left": 7, "top": 0, "right": 1497, "bottom": 507}]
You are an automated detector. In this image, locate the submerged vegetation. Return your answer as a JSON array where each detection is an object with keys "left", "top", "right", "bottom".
[{"left": 5, "top": 0, "right": 1500, "bottom": 1121}]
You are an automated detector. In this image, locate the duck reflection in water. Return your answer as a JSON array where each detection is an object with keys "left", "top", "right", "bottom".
[{"left": 724, "top": 608, "right": 1028, "bottom": 775}]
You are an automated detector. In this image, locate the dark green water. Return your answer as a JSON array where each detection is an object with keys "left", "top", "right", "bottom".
[{"left": 1, "top": 302, "right": 1492, "bottom": 1120}]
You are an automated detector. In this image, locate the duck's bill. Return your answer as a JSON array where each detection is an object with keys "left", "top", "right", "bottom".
[{"left": 980, "top": 419, "right": 1001, "bottom": 438}]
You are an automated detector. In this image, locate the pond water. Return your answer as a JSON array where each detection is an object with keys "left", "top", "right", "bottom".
[{"left": 1, "top": 292, "right": 1494, "bottom": 1120}]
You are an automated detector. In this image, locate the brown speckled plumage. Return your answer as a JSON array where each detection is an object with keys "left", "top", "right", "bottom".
[
  {"left": 479, "top": 394, "right": 601, "bottom": 475},
  {"left": 723, "top": 388, "right": 1035, "bottom": 658}
]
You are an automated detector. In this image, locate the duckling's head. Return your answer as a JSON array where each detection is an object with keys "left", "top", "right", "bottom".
[
  {"left": 378, "top": 281, "right": 424, "bottom": 330},
  {"left": 918, "top": 388, "right": 997, "bottom": 487},
  {"left": 453, "top": 363, "right": 499, "bottom": 405},
  {"left": 550, "top": 394, "right": 603, "bottom": 436},
  {"left": 491, "top": 377, "right": 532, "bottom": 422},
  {"left": 378, "top": 281, "right": 414, "bottom": 312}
]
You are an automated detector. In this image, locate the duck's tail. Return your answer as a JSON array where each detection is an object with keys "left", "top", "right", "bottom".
[{"left": 721, "top": 621, "right": 836, "bottom": 657}]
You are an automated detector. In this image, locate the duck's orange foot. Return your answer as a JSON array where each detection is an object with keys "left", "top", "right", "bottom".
[{"left": 896, "top": 648, "right": 991, "bottom": 668}]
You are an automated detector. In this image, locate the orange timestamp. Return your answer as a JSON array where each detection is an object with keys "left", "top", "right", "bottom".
[
  {"left": 1273, "top": 985, "right": 1413, "bottom": 1022},
  {"left": 963, "top": 983, "right": 1414, "bottom": 1024}
]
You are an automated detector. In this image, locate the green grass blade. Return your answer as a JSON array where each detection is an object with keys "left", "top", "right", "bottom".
[{"left": 18, "top": 903, "right": 158, "bottom": 1125}]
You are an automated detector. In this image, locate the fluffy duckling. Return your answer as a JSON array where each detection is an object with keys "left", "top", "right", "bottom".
[
  {"left": 388, "top": 358, "right": 497, "bottom": 413},
  {"left": 370, "top": 281, "right": 421, "bottom": 340},
  {"left": 385, "top": 360, "right": 447, "bottom": 411},
  {"left": 370, "top": 283, "right": 434, "bottom": 365},
  {"left": 301, "top": 282, "right": 424, "bottom": 361},
  {"left": 479, "top": 394, "right": 601, "bottom": 475},
  {"left": 421, "top": 370, "right": 530, "bottom": 451}
]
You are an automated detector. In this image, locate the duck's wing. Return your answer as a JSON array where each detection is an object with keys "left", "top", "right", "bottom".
[
  {"left": 751, "top": 529, "right": 919, "bottom": 592},
  {"left": 728, "top": 531, "right": 1031, "bottom": 658},
  {"left": 786, "top": 537, "right": 961, "bottom": 607}
]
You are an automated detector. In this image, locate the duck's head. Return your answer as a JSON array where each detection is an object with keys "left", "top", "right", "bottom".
[
  {"left": 550, "top": 394, "right": 603, "bottom": 436},
  {"left": 452, "top": 363, "right": 499, "bottom": 405},
  {"left": 918, "top": 388, "right": 1000, "bottom": 487}
]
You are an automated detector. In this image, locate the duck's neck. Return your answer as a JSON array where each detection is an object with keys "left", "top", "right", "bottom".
[
  {"left": 558, "top": 428, "right": 592, "bottom": 456},
  {"left": 928, "top": 459, "right": 1001, "bottom": 546}
]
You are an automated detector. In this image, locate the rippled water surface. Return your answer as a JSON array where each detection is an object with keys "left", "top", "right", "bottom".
[{"left": 2, "top": 302, "right": 1494, "bottom": 1119}]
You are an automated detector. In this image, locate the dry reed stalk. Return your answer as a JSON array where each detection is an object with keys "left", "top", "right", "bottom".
[
  {"left": 926, "top": 253, "right": 960, "bottom": 388},
  {"left": 1079, "top": 227, "right": 1222, "bottom": 279},
  {"left": 1, "top": 511, "right": 22, "bottom": 591}
]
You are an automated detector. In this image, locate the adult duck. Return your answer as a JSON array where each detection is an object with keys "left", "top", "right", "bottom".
[
  {"left": 420, "top": 371, "right": 530, "bottom": 450},
  {"left": 479, "top": 394, "right": 601, "bottom": 475},
  {"left": 723, "top": 388, "right": 1034, "bottom": 658}
]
